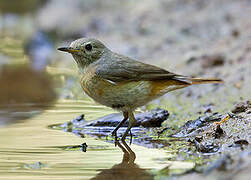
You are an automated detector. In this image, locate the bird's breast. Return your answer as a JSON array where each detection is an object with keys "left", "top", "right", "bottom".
[
  {"left": 79, "top": 71, "right": 151, "bottom": 109},
  {"left": 80, "top": 70, "right": 105, "bottom": 98}
]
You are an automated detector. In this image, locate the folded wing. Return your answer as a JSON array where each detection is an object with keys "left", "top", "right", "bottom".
[{"left": 95, "top": 53, "right": 189, "bottom": 84}]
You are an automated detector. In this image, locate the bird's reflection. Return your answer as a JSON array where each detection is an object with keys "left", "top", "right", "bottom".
[{"left": 91, "top": 140, "right": 153, "bottom": 180}]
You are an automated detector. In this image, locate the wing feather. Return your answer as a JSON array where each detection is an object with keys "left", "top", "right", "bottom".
[
  {"left": 95, "top": 54, "right": 187, "bottom": 82},
  {"left": 95, "top": 53, "right": 189, "bottom": 84}
]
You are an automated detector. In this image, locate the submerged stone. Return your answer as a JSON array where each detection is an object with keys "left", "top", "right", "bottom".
[{"left": 82, "top": 108, "right": 169, "bottom": 128}]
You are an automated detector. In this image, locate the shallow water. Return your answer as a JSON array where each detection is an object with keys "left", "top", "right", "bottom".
[{"left": 0, "top": 100, "right": 194, "bottom": 179}]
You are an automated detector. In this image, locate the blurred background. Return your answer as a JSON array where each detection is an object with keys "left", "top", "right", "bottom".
[
  {"left": 0, "top": 0, "right": 250, "bottom": 124},
  {"left": 0, "top": 0, "right": 250, "bottom": 179}
]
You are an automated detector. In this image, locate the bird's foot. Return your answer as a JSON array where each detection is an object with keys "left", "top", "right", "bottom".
[
  {"left": 121, "top": 134, "right": 126, "bottom": 142},
  {"left": 111, "top": 130, "right": 119, "bottom": 146},
  {"left": 114, "top": 136, "right": 119, "bottom": 147},
  {"left": 111, "top": 129, "right": 117, "bottom": 137},
  {"left": 121, "top": 130, "right": 133, "bottom": 145}
]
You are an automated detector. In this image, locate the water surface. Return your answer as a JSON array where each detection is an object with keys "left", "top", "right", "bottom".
[{"left": 0, "top": 100, "right": 194, "bottom": 179}]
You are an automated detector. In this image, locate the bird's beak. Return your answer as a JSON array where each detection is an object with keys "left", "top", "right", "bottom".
[{"left": 57, "top": 47, "right": 81, "bottom": 53}]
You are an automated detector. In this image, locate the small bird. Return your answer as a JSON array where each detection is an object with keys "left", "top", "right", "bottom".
[{"left": 58, "top": 38, "right": 223, "bottom": 141}]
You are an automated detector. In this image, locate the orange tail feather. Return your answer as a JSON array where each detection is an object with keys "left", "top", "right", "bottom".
[
  {"left": 189, "top": 78, "right": 223, "bottom": 85},
  {"left": 174, "top": 76, "right": 223, "bottom": 85}
]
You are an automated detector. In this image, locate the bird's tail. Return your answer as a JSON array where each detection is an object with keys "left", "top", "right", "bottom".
[
  {"left": 189, "top": 77, "right": 223, "bottom": 85},
  {"left": 175, "top": 76, "right": 223, "bottom": 85}
]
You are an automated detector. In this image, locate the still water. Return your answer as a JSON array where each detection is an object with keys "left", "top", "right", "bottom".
[{"left": 0, "top": 100, "right": 193, "bottom": 179}]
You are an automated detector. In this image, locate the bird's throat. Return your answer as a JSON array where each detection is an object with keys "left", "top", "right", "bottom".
[{"left": 72, "top": 54, "right": 92, "bottom": 73}]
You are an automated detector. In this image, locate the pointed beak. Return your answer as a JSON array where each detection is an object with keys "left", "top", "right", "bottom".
[{"left": 57, "top": 47, "right": 81, "bottom": 53}]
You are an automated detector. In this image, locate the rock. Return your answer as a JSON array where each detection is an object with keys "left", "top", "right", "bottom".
[
  {"left": 171, "top": 113, "right": 222, "bottom": 138},
  {"left": 201, "top": 54, "right": 225, "bottom": 68},
  {"left": 229, "top": 139, "right": 249, "bottom": 148},
  {"left": 83, "top": 108, "right": 169, "bottom": 128},
  {"left": 55, "top": 108, "right": 169, "bottom": 148},
  {"left": 213, "top": 125, "right": 225, "bottom": 139},
  {"left": 71, "top": 114, "right": 85, "bottom": 124},
  {"left": 23, "top": 161, "right": 46, "bottom": 170},
  {"left": 80, "top": 143, "right": 88, "bottom": 152},
  {"left": 194, "top": 140, "right": 219, "bottom": 153},
  {"left": 234, "top": 139, "right": 249, "bottom": 145},
  {"left": 231, "top": 29, "right": 240, "bottom": 38},
  {"left": 204, "top": 107, "right": 212, "bottom": 114},
  {"left": 232, "top": 100, "right": 251, "bottom": 113}
]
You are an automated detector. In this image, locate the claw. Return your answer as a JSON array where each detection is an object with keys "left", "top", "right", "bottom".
[
  {"left": 112, "top": 130, "right": 119, "bottom": 147},
  {"left": 111, "top": 129, "right": 116, "bottom": 137},
  {"left": 121, "top": 136, "right": 125, "bottom": 142},
  {"left": 114, "top": 136, "right": 119, "bottom": 147}
]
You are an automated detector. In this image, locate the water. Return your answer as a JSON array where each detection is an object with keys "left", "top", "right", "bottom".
[
  {"left": 0, "top": 35, "right": 193, "bottom": 179},
  {"left": 0, "top": 100, "right": 194, "bottom": 179}
]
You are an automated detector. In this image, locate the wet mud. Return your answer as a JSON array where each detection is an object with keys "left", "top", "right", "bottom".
[{"left": 53, "top": 100, "right": 250, "bottom": 178}]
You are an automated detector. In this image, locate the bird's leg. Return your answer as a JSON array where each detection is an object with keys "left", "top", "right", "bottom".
[
  {"left": 121, "top": 111, "right": 136, "bottom": 142},
  {"left": 129, "top": 129, "right": 133, "bottom": 145},
  {"left": 112, "top": 111, "right": 128, "bottom": 138}
]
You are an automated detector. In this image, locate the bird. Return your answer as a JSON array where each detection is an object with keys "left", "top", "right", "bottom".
[{"left": 58, "top": 38, "right": 223, "bottom": 142}]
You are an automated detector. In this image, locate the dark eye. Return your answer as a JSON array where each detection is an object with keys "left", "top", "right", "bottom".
[{"left": 85, "top": 44, "right": 92, "bottom": 51}]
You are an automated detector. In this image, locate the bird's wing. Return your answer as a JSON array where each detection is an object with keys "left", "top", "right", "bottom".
[{"left": 95, "top": 53, "right": 190, "bottom": 84}]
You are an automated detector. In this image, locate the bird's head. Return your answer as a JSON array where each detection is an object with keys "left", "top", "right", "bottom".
[{"left": 58, "top": 38, "right": 108, "bottom": 68}]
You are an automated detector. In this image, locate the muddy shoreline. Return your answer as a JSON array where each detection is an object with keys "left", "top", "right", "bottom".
[{"left": 52, "top": 100, "right": 250, "bottom": 178}]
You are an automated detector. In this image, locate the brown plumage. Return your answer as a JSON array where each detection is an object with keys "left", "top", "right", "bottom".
[{"left": 58, "top": 38, "right": 223, "bottom": 142}]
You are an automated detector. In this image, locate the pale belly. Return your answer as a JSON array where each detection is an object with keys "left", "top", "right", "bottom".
[
  {"left": 80, "top": 73, "right": 186, "bottom": 111},
  {"left": 80, "top": 75, "right": 155, "bottom": 110}
]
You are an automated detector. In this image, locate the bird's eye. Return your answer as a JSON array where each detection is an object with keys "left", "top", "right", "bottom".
[{"left": 85, "top": 44, "right": 92, "bottom": 51}]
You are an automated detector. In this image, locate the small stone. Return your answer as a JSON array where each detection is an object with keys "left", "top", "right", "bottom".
[
  {"left": 194, "top": 136, "right": 203, "bottom": 142},
  {"left": 201, "top": 54, "right": 225, "bottom": 68},
  {"left": 81, "top": 143, "right": 88, "bottom": 152},
  {"left": 204, "top": 107, "right": 212, "bottom": 114},
  {"left": 171, "top": 113, "right": 222, "bottom": 138},
  {"left": 194, "top": 140, "right": 219, "bottom": 153},
  {"left": 231, "top": 29, "right": 240, "bottom": 38},
  {"left": 214, "top": 125, "right": 224, "bottom": 139},
  {"left": 234, "top": 82, "right": 242, "bottom": 89},
  {"left": 234, "top": 139, "right": 249, "bottom": 146},
  {"left": 71, "top": 114, "right": 85, "bottom": 123},
  {"left": 232, "top": 101, "right": 250, "bottom": 113}
]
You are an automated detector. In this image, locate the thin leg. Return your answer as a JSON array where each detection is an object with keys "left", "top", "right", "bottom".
[
  {"left": 121, "top": 111, "right": 136, "bottom": 142},
  {"left": 111, "top": 111, "right": 128, "bottom": 136},
  {"left": 129, "top": 129, "right": 133, "bottom": 145}
]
